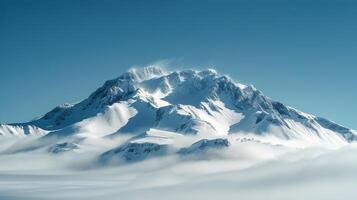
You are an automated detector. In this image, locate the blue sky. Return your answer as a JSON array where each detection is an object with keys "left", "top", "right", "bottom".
[{"left": 0, "top": 0, "right": 356, "bottom": 129}]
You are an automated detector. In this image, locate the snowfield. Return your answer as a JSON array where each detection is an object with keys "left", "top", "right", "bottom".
[{"left": 0, "top": 66, "right": 356, "bottom": 199}]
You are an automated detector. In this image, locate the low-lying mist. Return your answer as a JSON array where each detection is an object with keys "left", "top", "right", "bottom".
[{"left": 0, "top": 136, "right": 357, "bottom": 200}]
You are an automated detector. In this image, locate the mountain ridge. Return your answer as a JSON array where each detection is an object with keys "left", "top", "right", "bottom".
[{"left": 0, "top": 66, "right": 356, "bottom": 161}]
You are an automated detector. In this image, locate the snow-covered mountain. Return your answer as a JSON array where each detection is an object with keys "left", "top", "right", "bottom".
[{"left": 1, "top": 66, "right": 356, "bottom": 163}]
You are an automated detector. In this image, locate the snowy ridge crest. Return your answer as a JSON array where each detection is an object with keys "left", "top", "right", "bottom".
[{"left": 0, "top": 66, "right": 356, "bottom": 161}]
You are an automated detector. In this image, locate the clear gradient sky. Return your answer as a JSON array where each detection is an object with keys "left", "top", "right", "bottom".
[{"left": 0, "top": 0, "right": 356, "bottom": 129}]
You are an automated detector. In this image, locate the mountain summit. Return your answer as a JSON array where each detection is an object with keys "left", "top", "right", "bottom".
[{"left": 0, "top": 67, "right": 356, "bottom": 161}]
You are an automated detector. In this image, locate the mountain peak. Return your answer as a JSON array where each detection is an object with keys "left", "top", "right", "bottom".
[
  {"left": 1, "top": 67, "right": 355, "bottom": 148},
  {"left": 127, "top": 66, "right": 166, "bottom": 82}
]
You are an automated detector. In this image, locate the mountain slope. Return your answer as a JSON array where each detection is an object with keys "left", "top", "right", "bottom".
[{"left": 0, "top": 66, "right": 355, "bottom": 160}]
